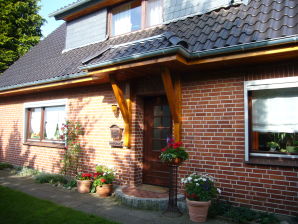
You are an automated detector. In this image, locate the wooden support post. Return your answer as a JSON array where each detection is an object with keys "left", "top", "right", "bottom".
[
  {"left": 161, "top": 67, "right": 181, "bottom": 142},
  {"left": 110, "top": 75, "right": 131, "bottom": 147}
]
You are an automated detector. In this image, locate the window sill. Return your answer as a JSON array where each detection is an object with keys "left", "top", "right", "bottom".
[
  {"left": 24, "top": 141, "right": 65, "bottom": 149},
  {"left": 246, "top": 155, "right": 298, "bottom": 167}
]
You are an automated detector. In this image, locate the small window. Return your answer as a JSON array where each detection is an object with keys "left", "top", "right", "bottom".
[
  {"left": 110, "top": 0, "right": 162, "bottom": 36},
  {"left": 245, "top": 78, "right": 298, "bottom": 166},
  {"left": 24, "top": 100, "right": 66, "bottom": 147}
]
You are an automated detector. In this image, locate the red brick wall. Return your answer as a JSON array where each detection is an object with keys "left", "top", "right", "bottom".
[
  {"left": 0, "top": 61, "right": 297, "bottom": 216},
  {"left": 179, "top": 61, "right": 298, "bottom": 216},
  {"left": 0, "top": 84, "right": 141, "bottom": 185}
]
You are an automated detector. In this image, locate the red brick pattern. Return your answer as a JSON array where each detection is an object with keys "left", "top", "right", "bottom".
[{"left": 0, "top": 61, "right": 297, "bottom": 216}]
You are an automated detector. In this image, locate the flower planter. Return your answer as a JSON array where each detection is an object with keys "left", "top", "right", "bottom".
[
  {"left": 96, "top": 184, "right": 113, "bottom": 197},
  {"left": 77, "top": 180, "right": 92, "bottom": 193},
  {"left": 169, "top": 158, "right": 183, "bottom": 166},
  {"left": 186, "top": 199, "right": 211, "bottom": 223}
]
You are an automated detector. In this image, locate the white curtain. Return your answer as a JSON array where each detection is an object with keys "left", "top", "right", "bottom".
[
  {"left": 252, "top": 92, "right": 298, "bottom": 133},
  {"left": 29, "top": 108, "right": 41, "bottom": 139},
  {"left": 146, "top": 0, "right": 162, "bottom": 27},
  {"left": 44, "top": 106, "right": 65, "bottom": 140},
  {"left": 113, "top": 4, "right": 131, "bottom": 36}
]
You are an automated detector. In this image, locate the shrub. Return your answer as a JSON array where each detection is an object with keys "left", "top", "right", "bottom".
[
  {"left": 35, "top": 173, "right": 68, "bottom": 185},
  {"left": 15, "top": 167, "right": 40, "bottom": 177},
  {"left": 0, "top": 162, "right": 13, "bottom": 170}
]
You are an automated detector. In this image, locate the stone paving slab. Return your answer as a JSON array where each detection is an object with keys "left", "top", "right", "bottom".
[{"left": 0, "top": 170, "right": 232, "bottom": 224}]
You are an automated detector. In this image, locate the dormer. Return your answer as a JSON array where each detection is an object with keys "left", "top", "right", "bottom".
[{"left": 50, "top": 0, "right": 246, "bottom": 51}]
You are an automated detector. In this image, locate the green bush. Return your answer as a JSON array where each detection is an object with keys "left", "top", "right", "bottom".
[
  {"left": 207, "top": 200, "right": 279, "bottom": 224},
  {"left": 35, "top": 173, "right": 68, "bottom": 185},
  {"left": 63, "top": 179, "right": 77, "bottom": 189},
  {"left": 0, "top": 162, "right": 13, "bottom": 170},
  {"left": 15, "top": 167, "right": 40, "bottom": 177}
]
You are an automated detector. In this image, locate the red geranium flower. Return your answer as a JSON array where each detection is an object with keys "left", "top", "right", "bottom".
[
  {"left": 161, "top": 148, "right": 166, "bottom": 152},
  {"left": 100, "top": 178, "right": 106, "bottom": 183}
]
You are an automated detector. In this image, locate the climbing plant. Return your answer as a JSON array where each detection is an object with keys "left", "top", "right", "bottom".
[{"left": 60, "top": 121, "right": 84, "bottom": 176}]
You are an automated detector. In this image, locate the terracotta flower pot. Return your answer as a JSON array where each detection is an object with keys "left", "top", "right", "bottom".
[
  {"left": 77, "top": 180, "right": 92, "bottom": 193},
  {"left": 96, "top": 184, "right": 113, "bottom": 197},
  {"left": 186, "top": 198, "right": 211, "bottom": 223}
]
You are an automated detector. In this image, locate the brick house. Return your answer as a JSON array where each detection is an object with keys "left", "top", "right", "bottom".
[{"left": 0, "top": 0, "right": 297, "bottom": 216}]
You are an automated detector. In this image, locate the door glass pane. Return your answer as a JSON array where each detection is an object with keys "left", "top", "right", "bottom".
[
  {"left": 154, "top": 117, "right": 161, "bottom": 127},
  {"left": 29, "top": 108, "right": 41, "bottom": 139},
  {"left": 153, "top": 140, "right": 162, "bottom": 151},
  {"left": 162, "top": 116, "right": 171, "bottom": 127},
  {"left": 44, "top": 106, "right": 65, "bottom": 141},
  {"left": 163, "top": 105, "right": 170, "bottom": 116},
  {"left": 154, "top": 106, "right": 162, "bottom": 116},
  {"left": 153, "top": 128, "right": 161, "bottom": 138},
  {"left": 161, "top": 128, "right": 171, "bottom": 139}
]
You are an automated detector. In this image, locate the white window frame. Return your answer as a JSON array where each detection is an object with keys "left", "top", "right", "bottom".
[
  {"left": 244, "top": 77, "right": 298, "bottom": 162},
  {"left": 23, "top": 99, "right": 67, "bottom": 144}
]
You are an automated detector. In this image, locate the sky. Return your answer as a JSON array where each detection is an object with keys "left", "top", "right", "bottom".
[{"left": 39, "top": 0, "right": 75, "bottom": 37}]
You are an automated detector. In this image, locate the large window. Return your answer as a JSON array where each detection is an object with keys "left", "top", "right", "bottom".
[
  {"left": 245, "top": 77, "right": 298, "bottom": 166},
  {"left": 110, "top": 0, "right": 162, "bottom": 36},
  {"left": 24, "top": 99, "right": 66, "bottom": 146}
]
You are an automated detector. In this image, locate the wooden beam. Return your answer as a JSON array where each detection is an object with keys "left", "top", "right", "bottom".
[
  {"left": 188, "top": 45, "right": 298, "bottom": 66},
  {"left": 161, "top": 67, "right": 179, "bottom": 123},
  {"left": 109, "top": 75, "right": 131, "bottom": 147},
  {"left": 161, "top": 67, "right": 181, "bottom": 141},
  {"left": 174, "top": 74, "right": 182, "bottom": 142},
  {"left": 125, "top": 82, "right": 132, "bottom": 148},
  {"left": 0, "top": 76, "right": 104, "bottom": 97},
  {"left": 88, "top": 55, "right": 179, "bottom": 77}
]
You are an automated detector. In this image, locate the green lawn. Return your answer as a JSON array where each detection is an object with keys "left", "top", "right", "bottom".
[{"left": 0, "top": 185, "right": 119, "bottom": 224}]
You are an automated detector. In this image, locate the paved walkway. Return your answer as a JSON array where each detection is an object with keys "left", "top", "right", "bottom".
[{"left": 0, "top": 170, "right": 232, "bottom": 224}]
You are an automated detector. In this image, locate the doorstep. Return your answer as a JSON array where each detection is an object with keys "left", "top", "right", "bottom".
[{"left": 115, "top": 184, "right": 186, "bottom": 211}]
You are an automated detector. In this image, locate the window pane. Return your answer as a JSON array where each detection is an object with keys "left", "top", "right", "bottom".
[
  {"left": 146, "top": 0, "right": 162, "bottom": 27},
  {"left": 252, "top": 88, "right": 298, "bottom": 133},
  {"left": 112, "top": 1, "right": 141, "bottom": 36},
  {"left": 161, "top": 128, "right": 171, "bottom": 139},
  {"left": 44, "top": 106, "right": 65, "bottom": 141},
  {"left": 152, "top": 140, "right": 162, "bottom": 151},
  {"left": 29, "top": 108, "right": 41, "bottom": 139}
]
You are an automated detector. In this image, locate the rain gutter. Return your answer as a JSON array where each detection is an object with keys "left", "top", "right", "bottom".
[
  {"left": 80, "top": 35, "right": 298, "bottom": 71},
  {"left": 0, "top": 71, "right": 88, "bottom": 92}
]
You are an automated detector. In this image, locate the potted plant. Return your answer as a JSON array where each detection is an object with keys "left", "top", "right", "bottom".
[
  {"left": 160, "top": 138, "right": 188, "bottom": 165},
  {"left": 92, "top": 165, "right": 116, "bottom": 197},
  {"left": 267, "top": 141, "right": 279, "bottom": 152},
  {"left": 76, "top": 173, "right": 93, "bottom": 193},
  {"left": 181, "top": 173, "right": 221, "bottom": 223}
]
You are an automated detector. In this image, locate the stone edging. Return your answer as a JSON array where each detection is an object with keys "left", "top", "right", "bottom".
[{"left": 114, "top": 186, "right": 187, "bottom": 212}]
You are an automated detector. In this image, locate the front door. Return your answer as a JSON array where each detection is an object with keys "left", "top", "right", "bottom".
[{"left": 143, "top": 96, "right": 172, "bottom": 186}]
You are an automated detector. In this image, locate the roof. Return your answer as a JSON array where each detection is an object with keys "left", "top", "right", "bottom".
[{"left": 1, "top": 0, "right": 298, "bottom": 90}]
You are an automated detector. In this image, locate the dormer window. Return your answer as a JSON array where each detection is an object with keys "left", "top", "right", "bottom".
[{"left": 110, "top": 0, "right": 162, "bottom": 36}]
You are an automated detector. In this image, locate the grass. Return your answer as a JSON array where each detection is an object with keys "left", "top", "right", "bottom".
[{"left": 0, "top": 185, "right": 119, "bottom": 224}]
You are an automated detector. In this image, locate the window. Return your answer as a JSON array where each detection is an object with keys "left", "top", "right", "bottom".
[
  {"left": 244, "top": 77, "right": 298, "bottom": 166},
  {"left": 110, "top": 0, "right": 162, "bottom": 36},
  {"left": 24, "top": 99, "right": 66, "bottom": 147}
]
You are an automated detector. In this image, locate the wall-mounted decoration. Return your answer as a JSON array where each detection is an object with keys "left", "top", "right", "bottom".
[
  {"left": 109, "top": 125, "right": 123, "bottom": 147},
  {"left": 111, "top": 104, "right": 120, "bottom": 118}
]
